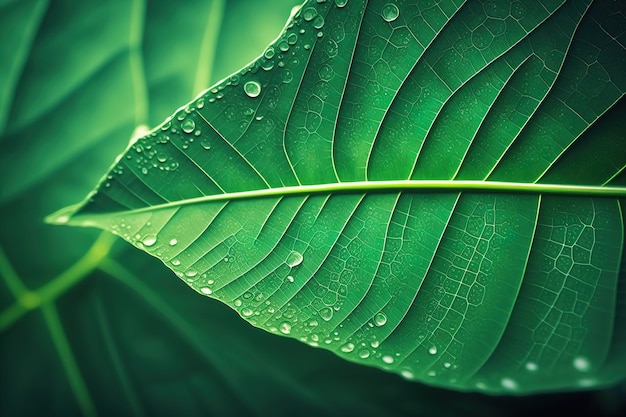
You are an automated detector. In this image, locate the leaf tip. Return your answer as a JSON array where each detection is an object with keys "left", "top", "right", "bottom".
[{"left": 45, "top": 204, "right": 81, "bottom": 225}]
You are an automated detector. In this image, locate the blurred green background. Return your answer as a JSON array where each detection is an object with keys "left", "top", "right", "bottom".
[{"left": 0, "top": 0, "right": 624, "bottom": 416}]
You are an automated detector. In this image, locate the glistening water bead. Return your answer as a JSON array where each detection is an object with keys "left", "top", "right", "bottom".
[
  {"left": 382, "top": 3, "right": 399, "bottom": 22},
  {"left": 244, "top": 81, "right": 261, "bottom": 98},
  {"left": 181, "top": 119, "right": 195, "bottom": 133},
  {"left": 286, "top": 251, "right": 304, "bottom": 267}
]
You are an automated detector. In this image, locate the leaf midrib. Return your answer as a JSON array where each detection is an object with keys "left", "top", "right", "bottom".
[{"left": 54, "top": 180, "right": 626, "bottom": 224}]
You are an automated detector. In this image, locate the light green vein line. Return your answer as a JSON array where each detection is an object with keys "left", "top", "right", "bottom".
[
  {"left": 0, "top": 0, "right": 49, "bottom": 134},
  {"left": 98, "top": 257, "right": 260, "bottom": 413},
  {"left": 54, "top": 181, "right": 626, "bottom": 224},
  {"left": 95, "top": 298, "right": 145, "bottom": 417},
  {"left": 42, "top": 302, "right": 97, "bottom": 417},
  {"left": 0, "top": 232, "right": 116, "bottom": 332},
  {"left": 0, "top": 244, "right": 28, "bottom": 298},
  {"left": 193, "top": 0, "right": 225, "bottom": 95},
  {"left": 129, "top": 0, "right": 148, "bottom": 126}
]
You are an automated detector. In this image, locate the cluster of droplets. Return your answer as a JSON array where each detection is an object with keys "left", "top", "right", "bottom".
[{"left": 99, "top": 0, "right": 361, "bottom": 196}]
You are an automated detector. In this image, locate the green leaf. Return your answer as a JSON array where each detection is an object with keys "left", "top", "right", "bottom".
[{"left": 51, "top": 0, "right": 626, "bottom": 395}]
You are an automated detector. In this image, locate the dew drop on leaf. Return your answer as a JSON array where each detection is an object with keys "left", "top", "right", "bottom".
[
  {"left": 242, "top": 308, "right": 254, "bottom": 317},
  {"left": 302, "top": 7, "right": 317, "bottom": 21},
  {"left": 196, "top": 137, "right": 210, "bottom": 150},
  {"left": 374, "top": 312, "right": 387, "bottom": 326},
  {"left": 282, "top": 69, "right": 294, "bottom": 84},
  {"left": 286, "top": 250, "right": 304, "bottom": 267},
  {"left": 382, "top": 3, "right": 399, "bottom": 22},
  {"left": 264, "top": 46, "right": 275, "bottom": 59},
  {"left": 525, "top": 362, "right": 538, "bottom": 372},
  {"left": 169, "top": 238, "right": 177, "bottom": 246},
  {"left": 401, "top": 370, "right": 414, "bottom": 379},
  {"left": 428, "top": 346, "right": 438, "bottom": 355},
  {"left": 340, "top": 342, "right": 355, "bottom": 353},
  {"left": 319, "top": 306, "right": 333, "bottom": 321},
  {"left": 142, "top": 235, "right": 157, "bottom": 247},
  {"left": 573, "top": 356, "right": 591, "bottom": 372},
  {"left": 358, "top": 349, "right": 370, "bottom": 359},
  {"left": 501, "top": 378, "right": 518, "bottom": 390},
  {"left": 335, "top": 0, "right": 348, "bottom": 7},
  {"left": 313, "top": 15, "right": 325, "bottom": 29},
  {"left": 200, "top": 287, "right": 212, "bottom": 295},
  {"left": 382, "top": 355, "right": 394, "bottom": 364},
  {"left": 244, "top": 81, "right": 261, "bottom": 98},
  {"left": 181, "top": 119, "right": 195, "bottom": 133},
  {"left": 279, "top": 321, "right": 292, "bottom": 334}
]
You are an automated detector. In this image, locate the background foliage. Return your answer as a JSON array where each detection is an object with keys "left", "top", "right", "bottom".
[{"left": 0, "top": 0, "right": 624, "bottom": 416}]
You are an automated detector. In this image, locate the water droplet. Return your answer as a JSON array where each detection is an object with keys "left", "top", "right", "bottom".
[
  {"left": 443, "top": 362, "right": 451, "bottom": 368},
  {"left": 501, "top": 378, "right": 518, "bottom": 390},
  {"left": 370, "top": 340, "right": 380, "bottom": 348},
  {"left": 185, "top": 270, "right": 198, "bottom": 278},
  {"left": 302, "top": 7, "right": 317, "bottom": 21},
  {"left": 401, "top": 369, "right": 414, "bottom": 379},
  {"left": 324, "top": 39, "right": 338, "bottom": 57},
  {"left": 196, "top": 98, "right": 205, "bottom": 109},
  {"left": 287, "top": 33, "right": 298, "bottom": 45},
  {"left": 335, "top": 0, "right": 348, "bottom": 7},
  {"left": 319, "top": 64, "right": 334, "bottom": 81},
  {"left": 169, "top": 238, "right": 178, "bottom": 246},
  {"left": 382, "top": 355, "right": 394, "bottom": 364},
  {"left": 382, "top": 3, "right": 399, "bottom": 22},
  {"left": 313, "top": 15, "right": 325, "bottom": 29},
  {"left": 142, "top": 235, "right": 157, "bottom": 247},
  {"left": 309, "top": 319, "right": 318, "bottom": 327},
  {"left": 286, "top": 251, "right": 303, "bottom": 267},
  {"left": 282, "top": 69, "right": 294, "bottom": 84},
  {"left": 261, "top": 59, "right": 274, "bottom": 71},
  {"left": 286, "top": 275, "right": 295, "bottom": 283},
  {"left": 171, "top": 259, "right": 181, "bottom": 266},
  {"left": 242, "top": 308, "right": 253, "bottom": 317},
  {"left": 200, "top": 138, "right": 211, "bottom": 150},
  {"left": 374, "top": 312, "right": 387, "bottom": 327},
  {"left": 428, "top": 346, "right": 438, "bottom": 355},
  {"left": 200, "top": 287, "right": 212, "bottom": 295},
  {"left": 525, "top": 362, "right": 538, "bottom": 371},
  {"left": 319, "top": 307, "right": 333, "bottom": 321},
  {"left": 264, "top": 46, "right": 275, "bottom": 59},
  {"left": 244, "top": 81, "right": 261, "bottom": 98},
  {"left": 279, "top": 321, "right": 292, "bottom": 334},
  {"left": 181, "top": 119, "right": 195, "bottom": 133},
  {"left": 358, "top": 349, "right": 370, "bottom": 359},
  {"left": 234, "top": 299, "right": 242, "bottom": 307},
  {"left": 340, "top": 342, "right": 355, "bottom": 353},
  {"left": 278, "top": 40, "right": 289, "bottom": 52},
  {"left": 573, "top": 356, "right": 591, "bottom": 372}
]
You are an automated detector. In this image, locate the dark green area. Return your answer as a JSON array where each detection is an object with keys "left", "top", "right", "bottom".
[{"left": 1, "top": 0, "right": 625, "bottom": 416}]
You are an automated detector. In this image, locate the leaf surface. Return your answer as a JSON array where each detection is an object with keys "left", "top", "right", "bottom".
[{"left": 53, "top": 0, "right": 626, "bottom": 394}]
